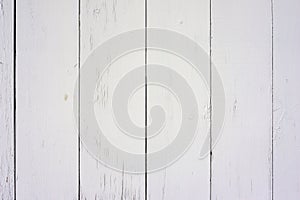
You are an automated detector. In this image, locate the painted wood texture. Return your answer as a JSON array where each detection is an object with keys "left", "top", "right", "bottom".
[
  {"left": 147, "top": 0, "right": 210, "bottom": 199},
  {"left": 211, "top": 0, "right": 272, "bottom": 199},
  {"left": 273, "top": 0, "right": 300, "bottom": 199},
  {"left": 16, "top": 0, "right": 78, "bottom": 198},
  {"left": 80, "top": 0, "right": 145, "bottom": 199},
  {"left": 0, "top": 0, "right": 14, "bottom": 199},
  {"left": 0, "top": 0, "right": 300, "bottom": 199}
]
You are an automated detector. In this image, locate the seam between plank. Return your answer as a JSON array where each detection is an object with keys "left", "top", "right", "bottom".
[
  {"left": 144, "top": 0, "right": 148, "bottom": 199},
  {"left": 13, "top": 0, "right": 17, "bottom": 198},
  {"left": 209, "top": 0, "right": 213, "bottom": 199},
  {"left": 271, "top": 0, "right": 274, "bottom": 199},
  {"left": 78, "top": 0, "right": 81, "bottom": 198}
]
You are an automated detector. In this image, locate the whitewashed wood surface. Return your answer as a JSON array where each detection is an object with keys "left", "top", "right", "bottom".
[
  {"left": 211, "top": 0, "right": 272, "bottom": 199},
  {"left": 0, "top": 0, "right": 300, "bottom": 199},
  {"left": 0, "top": 0, "right": 14, "bottom": 199}
]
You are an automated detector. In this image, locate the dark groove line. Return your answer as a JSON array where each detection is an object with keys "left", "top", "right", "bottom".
[
  {"left": 144, "top": 0, "right": 148, "bottom": 199},
  {"left": 271, "top": 0, "right": 274, "bottom": 199},
  {"left": 78, "top": 0, "right": 81, "bottom": 199},
  {"left": 13, "top": 0, "right": 17, "bottom": 199},
  {"left": 209, "top": 0, "right": 212, "bottom": 199}
]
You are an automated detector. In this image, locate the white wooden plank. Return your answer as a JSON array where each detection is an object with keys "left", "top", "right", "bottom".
[
  {"left": 211, "top": 0, "right": 272, "bottom": 199},
  {"left": 273, "top": 0, "right": 300, "bottom": 199},
  {"left": 0, "top": 0, "right": 14, "bottom": 198},
  {"left": 147, "top": 0, "right": 210, "bottom": 199},
  {"left": 80, "top": 0, "right": 145, "bottom": 199},
  {"left": 16, "top": 0, "right": 78, "bottom": 198}
]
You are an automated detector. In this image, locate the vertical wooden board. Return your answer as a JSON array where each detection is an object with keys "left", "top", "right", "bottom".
[
  {"left": 273, "top": 0, "right": 300, "bottom": 199},
  {"left": 147, "top": 0, "right": 210, "bottom": 199},
  {"left": 17, "top": 0, "right": 78, "bottom": 199},
  {"left": 0, "top": 0, "right": 14, "bottom": 198},
  {"left": 211, "top": 0, "right": 272, "bottom": 199},
  {"left": 80, "top": 0, "right": 145, "bottom": 199}
]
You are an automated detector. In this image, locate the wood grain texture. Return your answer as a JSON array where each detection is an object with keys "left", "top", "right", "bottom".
[
  {"left": 80, "top": 0, "right": 145, "bottom": 199},
  {"left": 0, "top": 0, "right": 299, "bottom": 199},
  {"left": 147, "top": 0, "right": 210, "bottom": 199},
  {"left": 211, "top": 0, "right": 272, "bottom": 199},
  {"left": 0, "top": 0, "right": 14, "bottom": 199},
  {"left": 16, "top": 0, "right": 78, "bottom": 198},
  {"left": 273, "top": 0, "right": 300, "bottom": 199}
]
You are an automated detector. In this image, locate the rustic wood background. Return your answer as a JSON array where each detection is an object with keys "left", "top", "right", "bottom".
[{"left": 1, "top": 0, "right": 300, "bottom": 199}]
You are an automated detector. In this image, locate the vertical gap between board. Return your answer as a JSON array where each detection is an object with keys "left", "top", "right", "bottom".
[
  {"left": 144, "top": 0, "right": 148, "bottom": 199},
  {"left": 13, "top": 0, "right": 17, "bottom": 199},
  {"left": 271, "top": 0, "right": 274, "bottom": 199},
  {"left": 209, "top": 0, "right": 212, "bottom": 199},
  {"left": 78, "top": 0, "right": 81, "bottom": 198}
]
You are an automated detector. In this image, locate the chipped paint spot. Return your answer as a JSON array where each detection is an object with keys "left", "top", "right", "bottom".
[
  {"left": 233, "top": 99, "right": 238, "bottom": 112},
  {"left": 64, "top": 94, "right": 68, "bottom": 101}
]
